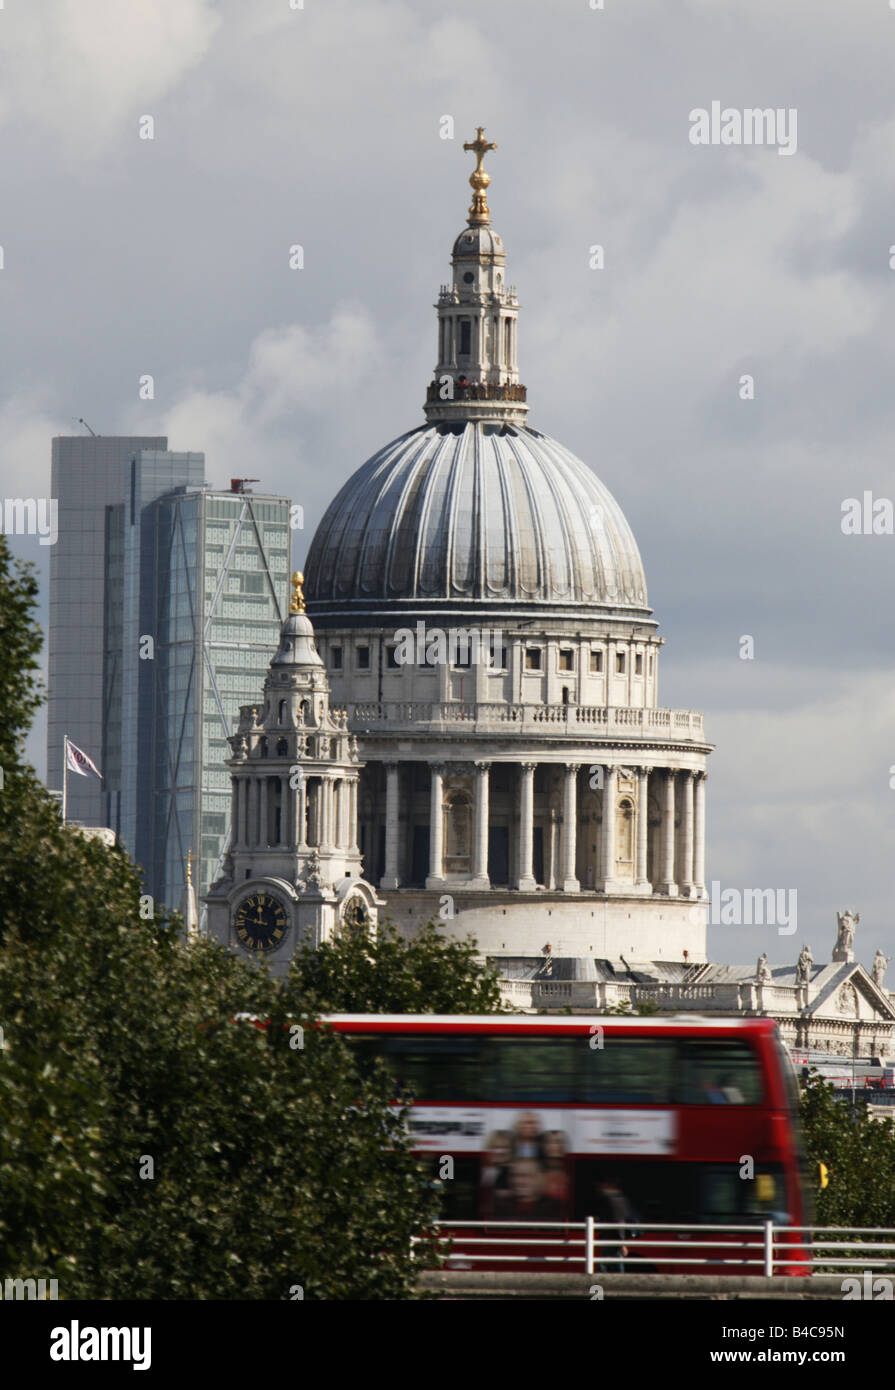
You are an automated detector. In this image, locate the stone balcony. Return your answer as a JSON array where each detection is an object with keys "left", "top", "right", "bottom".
[{"left": 350, "top": 700, "right": 706, "bottom": 744}]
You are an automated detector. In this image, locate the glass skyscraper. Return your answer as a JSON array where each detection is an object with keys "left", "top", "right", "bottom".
[
  {"left": 48, "top": 435, "right": 170, "bottom": 826},
  {"left": 47, "top": 434, "right": 290, "bottom": 916},
  {"left": 141, "top": 487, "right": 290, "bottom": 912}
]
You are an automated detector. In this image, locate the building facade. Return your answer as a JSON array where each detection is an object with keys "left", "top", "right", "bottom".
[
  {"left": 303, "top": 130, "right": 711, "bottom": 970},
  {"left": 203, "top": 573, "right": 381, "bottom": 973},
  {"left": 140, "top": 486, "right": 291, "bottom": 911},
  {"left": 48, "top": 434, "right": 168, "bottom": 826},
  {"left": 46, "top": 434, "right": 291, "bottom": 914}
]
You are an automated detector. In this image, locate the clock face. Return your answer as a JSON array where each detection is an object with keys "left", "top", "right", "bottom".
[{"left": 233, "top": 891, "right": 289, "bottom": 954}]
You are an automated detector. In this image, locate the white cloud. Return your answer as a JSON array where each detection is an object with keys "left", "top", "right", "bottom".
[
  {"left": 133, "top": 305, "right": 383, "bottom": 489},
  {"left": 0, "top": 399, "right": 67, "bottom": 499},
  {"left": 0, "top": 0, "right": 219, "bottom": 149}
]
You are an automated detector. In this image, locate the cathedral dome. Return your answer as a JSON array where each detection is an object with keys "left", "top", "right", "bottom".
[
  {"left": 306, "top": 128, "right": 649, "bottom": 622},
  {"left": 304, "top": 420, "right": 648, "bottom": 616}
]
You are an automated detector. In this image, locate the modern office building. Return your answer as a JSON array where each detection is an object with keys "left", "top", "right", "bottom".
[
  {"left": 48, "top": 435, "right": 168, "bottom": 826},
  {"left": 141, "top": 485, "right": 290, "bottom": 911},
  {"left": 47, "top": 434, "right": 290, "bottom": 914},
  {"left": 105, "top": 449, "right": 207, "bottom": 849}
]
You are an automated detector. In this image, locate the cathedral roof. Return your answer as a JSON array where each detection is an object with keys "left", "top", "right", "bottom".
[{"left": 305, "top": 420, "right": 649, "bottom": 616}]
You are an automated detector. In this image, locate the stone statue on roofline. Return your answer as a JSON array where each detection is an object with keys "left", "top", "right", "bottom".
[
  {"left": 755, "top": 952, "right": 772, "bottom": 983},
  {"left": 833, "top": 909, "right": 859, "bottom": 962},
  {"left": 796, "top": 944, "right": 814, "bottom": 985},
  {"left": 872, "top": 949, "right": 891, "bottom": 988}
]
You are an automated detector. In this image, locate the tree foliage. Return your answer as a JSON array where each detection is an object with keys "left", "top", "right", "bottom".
[
  {"left": 799, "top": 1071, "right": 895, "bottom": 1227},
  {"left": 283, "top": 918, "right": 507, "bottom": 1016},
  {"left": 0, "top": 537, "right": 439, "bottom": 1299}
]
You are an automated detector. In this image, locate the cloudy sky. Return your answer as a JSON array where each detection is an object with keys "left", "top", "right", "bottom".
[{"left": 3, "top": 0, "right": 894, "bottom": 966}]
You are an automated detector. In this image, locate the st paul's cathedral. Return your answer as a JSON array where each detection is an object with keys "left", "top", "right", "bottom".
[{"left": 204, "top": 130, "right": 895, "bottom": 1059}]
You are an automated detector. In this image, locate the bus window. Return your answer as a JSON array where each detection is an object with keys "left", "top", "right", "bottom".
[
  {"left": 381, "top": 1035, "right": 485, "bottom": 1101},
  {"left": 677, "top": 1040, "right": 764, "bottom": 1105},
  {"left": 699, "top": 1164, "right": 790, "bottom": 1223},
  {"left": 488, "top": 1039, "right": 578, "bottom": 1102},
  {"left": 573, "top": 1160, "right": 790, "bottom": 1226},
  {"left": 578, "top": 1040, "right": 675, "bottom": 1104}
]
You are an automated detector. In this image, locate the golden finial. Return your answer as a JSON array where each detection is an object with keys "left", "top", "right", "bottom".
[
  {"left": 186, "top": 847, "right": 193, "bottom": 885},
  {"left": 463, "top": 126, "right": 497, "bottom": 225},
  {"left": 290, "top": 570, "right": 306, "bottom": 615}
]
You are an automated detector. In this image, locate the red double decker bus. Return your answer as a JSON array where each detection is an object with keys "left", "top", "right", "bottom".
[{"left": 332, "top": 1013, "right": 812, "bottom": 1274}]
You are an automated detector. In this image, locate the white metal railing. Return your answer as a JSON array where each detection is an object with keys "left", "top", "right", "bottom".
[{"left": 411, "top": 1221, "right": 895, "bottom": 1277}]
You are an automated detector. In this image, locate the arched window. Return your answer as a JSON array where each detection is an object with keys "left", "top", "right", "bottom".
[
  {"left": 278, "top": 699, "right": 287, "bottom": 723},
  {"left": 276, "top": 738, "right": 288, "bottom": 757}
]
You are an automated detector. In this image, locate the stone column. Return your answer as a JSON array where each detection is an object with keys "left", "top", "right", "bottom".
[
  {"left": 516, "top": 762, "right": 537, "bottom": 891},
  {"left": 247, "top": 780, "right": 257, "bottom": 847},
  {"left": 321, "top": 777, "right": 334, "bottom": 849},
  {"left": 679, "top": 770, "right": 694, "bottom": 898},
  {"left": 426, "top": 763, "right": 446, "bottom": 888},
  {"left": 635, "top": 767, "right": 651, "bottom": 889},
  {"left": 230, "top": 780, "right": 239, "bottom": 850},
  {"left": 280, "top": 775, "right": 289, "bottom": 846},
  {"left": 349, "top": 777, "right": 359, "bottom": 853},
  {"left": 693, "top": 771, "right": 706, "bottom": 899},
  {"left": 547, "top": 808, "right": 559, "bottom": 890},
  {"left": 561, "top": 763, "right": 580, "bottom": 892},
  {"left": 259, "top": 778, "right": 268, "bottom": 848},
  {"left": 598, "top": 764, "right": 617, "bottom": 891},
  {"left": 333, "top": 778, "right": 343, "bottom": 848},
  {"left": 472, "top": 761, "right": 491, "bottom": 888},
  {"left": 297, "top": 778, "right": 307, "bottom": 849},
  {"left": 658, "top": 770, "right": 677, "bottom": 896},
  {"left": 381, "top": 762, "right": 400, "bottom": 889}
]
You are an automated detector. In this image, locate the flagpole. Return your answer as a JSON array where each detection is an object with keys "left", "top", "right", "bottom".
[{"left": 62, "top": 733, "right": 68, "bottom": 823}]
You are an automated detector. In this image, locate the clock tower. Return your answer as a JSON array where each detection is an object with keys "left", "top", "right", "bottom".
[{"left": 203, "top": 571, "right": 381, "bottom": 974}]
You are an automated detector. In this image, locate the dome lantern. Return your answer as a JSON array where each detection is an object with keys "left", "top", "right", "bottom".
[{"left": 424, "top": 126, "right": 528, "bottom": 427}]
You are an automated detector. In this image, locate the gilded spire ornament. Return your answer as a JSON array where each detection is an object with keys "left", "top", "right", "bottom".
[
  {"left": 185, "top": 847, "right": 193, "bottom": 885},
  {"left": 290, "top": 570, "right": 306, "bottom": 615},
  {"left": 463, "top": 126, "right": 497, "bottom": 225}
]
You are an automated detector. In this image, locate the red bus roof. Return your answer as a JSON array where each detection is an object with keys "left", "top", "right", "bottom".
[{"left": 322, "top": 1014, "right": 780, "bottom": 1037}]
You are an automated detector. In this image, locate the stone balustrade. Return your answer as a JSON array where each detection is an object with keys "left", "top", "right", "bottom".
[{"left": 350, "top": 701, "right": 705, "bottom": 742}]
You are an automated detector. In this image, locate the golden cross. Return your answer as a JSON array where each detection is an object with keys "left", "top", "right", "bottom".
[
  {"left": 291, "top": 570, "right": 306, "bottom": 615},
  {"left": 463, "top": 126, "right": 497, "bottom": 174},
  {"left": 186, "top": 847, "right": 193, "bottom": 884},
  {"left": 463, "top": 126, "right": 497, "bottom": 224}
]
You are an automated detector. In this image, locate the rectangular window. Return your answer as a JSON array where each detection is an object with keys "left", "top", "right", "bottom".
[
  {"left": 331, "top": 645, "right": 343, "bottom": 670},
  {"left": 356, "top": 645, "right": 370, "bottom": 670},
  {"left": 616, "top": 652, "right": 626, "bottom": 674},
  {"left": 386, "top": 645, "right": 400, "bottom": 669},
  {"left": 589, "top": 650, "right": 603, "bottom": 673},
  {"left": 559, "top": 649, "right": 574, "bottom": 672},
  {"left": 525, "top": 647, "right": 542, "bottom": 671},
  {"left": 459, "top": 319, "right": 472, "bottom": 355},
  {"left": 635, "top": 653, "right": 643, "bottom": 676}
]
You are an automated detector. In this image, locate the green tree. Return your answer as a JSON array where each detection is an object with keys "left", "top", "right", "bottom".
[
  {"left": 799, "top": 1071, "right": 895, "bottom": 1227},
  {"left": 0, "top": 537, "right": 437, "bottom": 1299},
  {"left": 283, "top": 917, "right": 507, "bottom": 1016}
]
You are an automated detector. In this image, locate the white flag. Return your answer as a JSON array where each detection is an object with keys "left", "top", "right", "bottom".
[{"left": 66, "top": 739, "right": 102, "bottom": 780}]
